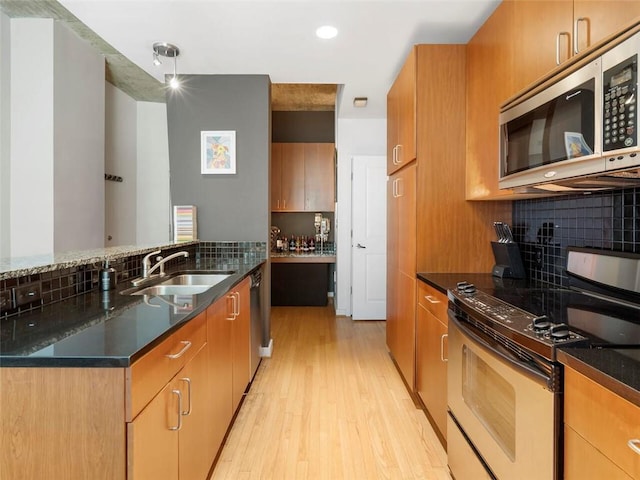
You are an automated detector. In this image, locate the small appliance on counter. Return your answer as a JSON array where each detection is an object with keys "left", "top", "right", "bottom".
[
  {"left": 314, "top": 213, "right": 330, "bottom": 247},
  {"left": 490, "top": 222, "right": 526, "bottom": 279}
]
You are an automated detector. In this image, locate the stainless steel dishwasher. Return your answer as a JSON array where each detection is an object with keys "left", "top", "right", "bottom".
[{"left": 249, "top": 268, "right": 262, "bottom": 379}]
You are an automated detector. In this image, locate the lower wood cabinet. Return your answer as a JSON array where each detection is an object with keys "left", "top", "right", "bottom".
[
  {"left": 415, "top": 280, "right": 448, "bottom": 443},
  {"left": 564, "top": 366, "right": 640, "bottom": 479},
  {"left": 128, "top": 342, "right": 211, "bottom": 480},
  {"left": 0, "top": 276, "right": 255, "bottom": 480}
]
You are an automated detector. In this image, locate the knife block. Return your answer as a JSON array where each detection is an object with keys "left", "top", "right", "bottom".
[{"left": 491, "top": 241, "right": 526, "bottom": 279}]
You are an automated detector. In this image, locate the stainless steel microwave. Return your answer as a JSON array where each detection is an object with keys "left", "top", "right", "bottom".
[{"left": 499, "top": 32, "right": 640, "bottom": 192}]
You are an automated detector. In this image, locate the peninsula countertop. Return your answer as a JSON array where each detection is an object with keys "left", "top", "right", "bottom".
[{"left": 0, "top": 260, "right": 264, "bottom": 368}]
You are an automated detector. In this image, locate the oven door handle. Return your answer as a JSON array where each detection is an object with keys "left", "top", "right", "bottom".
[{"left": 449, "top": 312, "right": 552, "bottom": 390}]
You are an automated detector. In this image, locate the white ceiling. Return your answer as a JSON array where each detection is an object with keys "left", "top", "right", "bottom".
[{"left": 58, "top": 0, "right": 500, "bottom": 118}]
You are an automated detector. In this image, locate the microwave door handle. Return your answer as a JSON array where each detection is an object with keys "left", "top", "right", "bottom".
[{"left": 448, "top": 312, "right": 552, "bottom": 389}]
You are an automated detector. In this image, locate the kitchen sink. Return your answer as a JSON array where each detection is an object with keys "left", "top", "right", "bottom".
[
  {"left": 123, "top": 270, "right": 236, "bottom": 296},
  {"left": 158, "top": 273, "right": 232, "bottom": 286},
  {"left": 130, "top": 285, "right": 215, "bottom": 296}
]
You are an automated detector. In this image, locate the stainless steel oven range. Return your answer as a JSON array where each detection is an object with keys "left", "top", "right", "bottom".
[{"left": 446, "top": 247, "right": 640, "bottom": 480}]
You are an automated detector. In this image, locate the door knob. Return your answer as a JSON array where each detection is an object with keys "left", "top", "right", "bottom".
[{"left": 356, "top": 243, "right": 367, "bottom": 249}]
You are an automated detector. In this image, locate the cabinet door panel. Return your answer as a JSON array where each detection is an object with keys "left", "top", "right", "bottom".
[
  {"left": 304, "top": 143, "right": 335, "bottom": 211},
  {"left": 395, "top": 272, "right": 416, "bottom": 389},
  {"left": 271, "top": 143, "right": 283, "bottom": 210},
  {"left": 231, "top": 277, "right": 251, "bottom": 412},
  {"left": 416, "top": 303, "right": 448, "bottom": 440},
  {"left": 397, "top": 164, "right": 416, "bottom": 277},
  {"left": 127, "top": 381, "right": 179, "bottom": 480},
  {"left": 179, "top": 344, "right": 214, "bottom": 480},
  {"left": 465, "top": 1, "right": 517, "bottom": 200},
  {"left": 280, "top": 143, "right": 305, "bottom": 211},
  {"left": 564, "top": 426, "right": 632, "bottom": 480},
  {"left": 512, "top": 1, "right": 573, "bottom": 91},
  {"left": 574, "top": 2, "right": 640, "bottom": 53},
  {"left": 207, "top": 298, "right": 233, "bottom": 454}
]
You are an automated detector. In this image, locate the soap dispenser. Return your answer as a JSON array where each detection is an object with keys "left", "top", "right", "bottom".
[{"left": 99, "top": 260, "right": 117, "bottom": 291}]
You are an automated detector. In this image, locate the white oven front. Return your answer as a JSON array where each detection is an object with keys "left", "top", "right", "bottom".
[{"left": 447, "top": 315, "right": 560, "bottom": 480}]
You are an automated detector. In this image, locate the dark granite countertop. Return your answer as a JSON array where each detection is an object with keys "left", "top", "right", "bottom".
[
  {"left": 558, "top": 348, "right": 640, "bottom": 406},
  {"left": 417, "top": 272, "right": 526, "bottom": 295},
  {"left": 417, "top": 271, "right": 640, "bottom": 407},
  {"left": 0, "top": 260, "right": 264, "bottom": 368}
]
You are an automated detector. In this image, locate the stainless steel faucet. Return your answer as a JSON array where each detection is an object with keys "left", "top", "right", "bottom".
[{"left": 133, "top": 250, "right": 189, "bottom": 286}]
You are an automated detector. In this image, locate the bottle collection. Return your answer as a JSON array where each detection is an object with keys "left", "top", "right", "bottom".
[{"left": 275, "top": 235, "right": 317, "bottom": 253}]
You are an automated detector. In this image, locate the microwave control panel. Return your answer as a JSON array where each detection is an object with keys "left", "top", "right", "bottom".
[{"left": 603, "top": 54, "right": 637, "bottom": 151}]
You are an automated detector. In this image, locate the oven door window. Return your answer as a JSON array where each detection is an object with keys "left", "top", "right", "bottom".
[{"left": 462, "top": 345, "right": 516, "bottom": 461}]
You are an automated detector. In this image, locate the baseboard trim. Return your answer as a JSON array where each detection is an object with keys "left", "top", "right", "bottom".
[{"left": 259, "top": 338, "right": 274, "bottom": 357}]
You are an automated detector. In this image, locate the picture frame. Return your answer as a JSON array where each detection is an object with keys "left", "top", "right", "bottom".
[{"left": 201, "top": 130, "right": 236, "bottom": 174}]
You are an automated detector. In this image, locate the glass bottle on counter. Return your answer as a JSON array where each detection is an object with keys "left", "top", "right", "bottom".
[
  {"left": 309, "top": 237, "right": 315, "bottom": 251},
  {"left": 276, "top": 236, "right": 283, "bottom": 252},
  {"left": 289, "top": 236, "right": 296, "bottom": 251},
  {"left": 302, "top": 236, "right": 309, "bottom": 252}
]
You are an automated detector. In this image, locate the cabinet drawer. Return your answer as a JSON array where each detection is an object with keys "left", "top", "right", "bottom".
[
  {"left": 564, "top": 425, "right": 632, "bottom": 480},
  {"left": 564, "top": 367, "right": 640, "bottom": 478},
  {"left": 126, "top": 312, "right": 207, "bottom": 421},
  {"left": 417, "top": 280, "right": 447, "bottom": 323}
]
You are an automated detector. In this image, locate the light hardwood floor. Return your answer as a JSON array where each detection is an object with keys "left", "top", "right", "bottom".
[{"left": 210, "top": 304, "right": 451, "bottom": 480}]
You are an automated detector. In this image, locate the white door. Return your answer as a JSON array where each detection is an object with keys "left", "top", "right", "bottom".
[{"left": 351, "top": 156, "right": 387, "bottom": 320}]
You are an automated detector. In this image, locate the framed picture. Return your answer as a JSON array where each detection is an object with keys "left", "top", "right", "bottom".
[{"left": 201, "top": 130, "right": 236, "bottom": 174}]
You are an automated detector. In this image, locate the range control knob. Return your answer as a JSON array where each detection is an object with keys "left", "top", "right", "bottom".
[
  {"left": 550, "top": 323, "right": 570, "bottom": 340},
  {"left": 462, "top": 283, "right": 477, "bottom": 295},
  {"left": 456, "top": 281, "right": 469, "bottom": 290},
  {"left": 532, "top": 315, "right": 551, "bottom": 332}
]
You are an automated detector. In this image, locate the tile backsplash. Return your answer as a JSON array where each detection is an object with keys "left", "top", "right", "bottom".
[{"left": 513, "top": 187, "right": 640, "bottom": 287}]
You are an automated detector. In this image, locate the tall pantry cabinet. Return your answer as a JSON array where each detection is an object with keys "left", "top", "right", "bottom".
[{"left": 386, "top": 45, "right": 511, "bottom": 438}]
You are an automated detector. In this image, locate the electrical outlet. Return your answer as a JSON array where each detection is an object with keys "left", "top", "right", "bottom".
[{"left": 534, "top": 246, "right": 544, "bottom": 269}]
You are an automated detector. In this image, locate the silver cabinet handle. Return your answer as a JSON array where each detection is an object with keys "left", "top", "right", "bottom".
[
  {"left": 392, "top": 145, "right": 399, "bottom": 165},
  {"left": 425, "top": 295, "right": 441, "bottom": 304},
  {"left": 556, "top": 31, "right": 571, "bottom": 65},
  {"left": 392, "top": 179, "right": 398, "bottom": 198},
  {"left": 226, "top": 293, "right": 238, "bottom": 320},
  {"left": 440, "top": 333, "right": 448, "bottom": 362},
  {"left": 180, "top": 378, "right": 192, "bottom": 416},
  {"left": 169, "top": 389, "right": 183, "bottom": 431},
  {"left": 396, "top": 178, "right": 403, "bottom": 197},
  {"left": 234, "top": 291, "right": 240, "bottom": 316},
  {"left": 395, "top": 144, "right": 403, "bottom": 165},
  {"left": 165, "top": 340, "right": 192, "bottom": 359},
  {"left": 628, "top": 439, "right": 640, "bottom": 455},
  {"left": 574, "top": 17, "right": 590, "bottom": 54}
]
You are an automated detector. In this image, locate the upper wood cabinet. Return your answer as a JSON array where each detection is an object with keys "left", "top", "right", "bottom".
[
  {"left": 271, "top": 142, "right": 335, "bottom": 212},
  {"left": 466, "top": 2, "right": 518, "bottom": 200},
  {"left": 387, "top": 47, "right": 416, "bottom": 175},
  {"left": 511, "top": 1, "right": 640, "bottom": 94},
  {"left": 465, "top": 1, "right": 640, "bottom": 200}
]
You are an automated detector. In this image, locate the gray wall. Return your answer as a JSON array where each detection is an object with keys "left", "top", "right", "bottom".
[{"left": 166, "top": 75, "right": 271, "bottom": 242}]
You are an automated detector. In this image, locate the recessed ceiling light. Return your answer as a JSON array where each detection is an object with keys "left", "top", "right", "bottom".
[
  {"left": 353, "top": 97, "right": 368, "bottom": 108},
  {"left": 316, "top": 25, "right": 338, "bottom": 40}
]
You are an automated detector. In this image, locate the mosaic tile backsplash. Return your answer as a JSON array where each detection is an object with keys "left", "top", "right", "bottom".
[
  {"left": 513, "top": 187, "right": 640, "bottom": 288},
  {"left": 0, "top": 242, "right": 266, "bottom": 320}
]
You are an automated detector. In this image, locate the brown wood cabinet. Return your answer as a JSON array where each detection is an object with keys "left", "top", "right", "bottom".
[
  {"left": 387, "top": 163, "right": 416, "bottom": 389},
  {"left": 231, "top": 277, "right": 251, "bottom": 412},
  {"left": 387, "top": 47, "right": 416, "bottom": 175},
  {"left": 0, "top": 277, "right": 255, "bottom": 480},
  {"left": 415, "top": 280, "right": 448, "bottom": 443},
  {"left": 271, "top": 142, "right": 335, "bottom": 212},
  {"left": 127, "top": 312, "right": 210, "bottom": 480},
  {"left": 128, "top": 342, "right": 210, "bottom": 480},
  {"left": 386, "top": 45, "right": 511, "bottom": 393},
  {"left": 564, "top": 366, "right": 640, "bottom": 479},
  {"left": 465, "top": 1, "right": 640, "bottom": 200}
]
